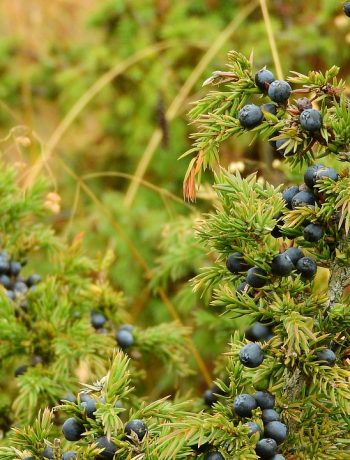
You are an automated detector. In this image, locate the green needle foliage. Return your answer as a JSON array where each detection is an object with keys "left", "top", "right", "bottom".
[{"left": 0, "top": 164, "right": 192, "bottom": 437}]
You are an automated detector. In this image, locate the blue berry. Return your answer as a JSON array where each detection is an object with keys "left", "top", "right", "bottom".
[
  {"left": 344, "top": 2, "right": 350, "bottom": 17},
  {"left": 9, "top": 261, "right": 22, "bottom": 277},
  {"left": 81, "top": 398, "right": 97, "bottom": 419},
  {"left": 26, "top": 274, "right": 42, "bottom": 287},
  {"left": 236, "top": 281, "right": 250, "bottom": 294},
  {"left": 304, "top": 164, "right": 324, "bottom": 188},
  {"left": 204, "top": 452, "right": 224, "bottom": 460},
  {"left": 14, "top": 364, "right": 28, "bottom": 377},
  {"left": 262, "top": 409, "right": 280, "bottom": 424},
  {"left": 316, "top": 166, "right": 338, "bottom": 183},
  {"left": 275, "top": 139, "right": 287, "bottom": 153},
  {"left": 41, "top": 447, "right": 54, "bottom": 459},
  {"left": 254, "top": 391, "right": 275, "bottom": 410},
  {"left": 95, "top": 436, "right": 117, "bottom": 460},
  {"left": 91, "top": 312, "right": 107, "bottom": 329},
  {"left": 296, "top": 256, "right": 317, "bottom": 279},
  {"left": 291, "top": 191, "right": 315, "bottom": 209},
  {"left": 0, "top": 274, "right": 12, "bottom": 288},
  {"left": 60, "top": 392, "right": 76, "bottom": 403},
  {"left": 284, "top": 247, "right": 304, "bottom": 265},
  {"left": 62, "top": 452, "right": 77, "bottom": 460},
  {"left": 282, "top": 185, "right": 299, "bottom": 209},
  {"left": 226, "top": 252, "right": 247, "bottom": 274},
  {"left": 316, "top": 348, "right": 336, "bottom": 366},
  {"left": 304, "top": 224, "right": 324, "bottom": 242},
  {"left": 246, "top": 323, "right": 271, "bottom": 342},
  {"left": 300, "top": 108, "right": 323, "bottom": 132},
  {"left": 62, "top": 417, "right": 85, "bottom": 441},
  {"left": 255, "top": 69, "right": 275, "bottom": 91},
  {"left": 116, "top": 329, "right": 134, "bottom": 349},
  {"left": 268, "top": 80, "right": 292, "bottom": 103},
  {"left": 125, "top": 419, "right": 148, "bottom": 441},
  {"left": 264, "top": 421, "right": 288, "bottom": 444},
  {"left": 262, "top": 103, "right": 278, "bottom": 115},
  {"left": 270, "top": 455, "right": 285, "bottom": 460},
  {"left": 247, "top": 267, "right": 268, "bottom": 288},
  {"left": 239, "top": 343, "right": 264, "bottom": 368},
  {"left": 239, "top": 104, "right": 263, "bottom": 129},
  {"left": 233, "top": 394, "right": 257, "bottom": 417},
  {"left": 245, "top": 421, "right": 262, "bottom": 437},
  {"left": 271, "top": 253, "right": 294, "bottom": 276},
  {"left": 255, "top": 438, "right": 278, "bottom": 459}
]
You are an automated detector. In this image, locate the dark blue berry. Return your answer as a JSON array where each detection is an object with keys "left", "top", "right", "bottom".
[
  {"left": 300, "top": 109, "right": 323, "bottom": 132},
  {"left": 91, "top": 312, "right": 107, "bottom": 329},
  {"left": 268, "top": 80, "right": 292, "bottom": 103},
  {"left": 316, "top": 348, "right": 336, "bottom": 366},
  {"left": 291, "top": 191, "right": 315, "bottom": 209},
  {"left": 61, "top": 392, "right": 76, "bottom": 403},
  {"left": 254, "top": 391, "right": 275, "bottom": 410},
  {"left": 14, "top": 364, "right": 28, "bottom": 377},
  {"left": 0, "top": 274, "right": 12, "bottom": 288},
  {"left": 262, "top": 103, "right": 278, "bottom": 115},
  {"left": 0, "top": 259, "right": 10, "bottom": 275},
  {"left": 13, "top": 281, "right": 28, "bottom": 294},
  {"left": 255, "top": 69, "right": 275, "bottom": 91},
  {"left": 62, "top": 417, "right": 85, "bottom": 441},
  {"left": 316, "top": 166, "right": 338, "bottom": 183},
  {"left": 239, "top": 104, "right": 263, "bottom": 129},
  {"left": 304, "top": 164, "right": 325, "bottom": 188},
  {"left": 26, "top": 274, "right": 42, "bottom": 287},
  {"left": 296, "top": 256, "right": 317, "bottom": 279},
  {"left": 304, "top": 224, "right": 324, "bottom": 242},
  {"left": 236, "top": 281, "right": 250, "bottom": 294},
  {"left": 95, "top": 436, "right": 118, "bottom": 460},
  {"left": 203, "top": 389, "right": 218, "bottom": 407},
  {"left": 344, "top": 2, "right": 350, "bottom": 17},
  {"left": 270, "top": 455, "right": 285, "bottom": 460},
  {"left": 125, "top": 419, "right": 148, "bottom": 441},
  {"left": 264, "top": 421, "right": 288, "bottom": 444},
  {"left": 245, "top": 421, "right": 262, "bottom": 437},
  {"left": 275, "top": 139, "right": 287, "bottom": 153},
  {"left": 262, "top": 409, "right": 280, "bottom": 424},
  {"left": 246, "top": 323, "right": 271, "bottom": 342},
  {"left": 226, "top": 252, "right": 247, "bottom": 274},
  {"left": 62, "top": 452, "right": 77, "bottom": 460},
  {"left": 6, "top": 289, "right": 16, "bottom": 301},
  {"left": 284, "top": 247, "right": 304, "bottom": 265},
  {"left": 81, "top": 398, "right": 97, "bottom": 419},
  {"left": 239, "top": 343, "right": 264, "bottom": 368},
  {"left": 233, "top": 394, "right": 257, "bottom": 417},
  {"left": 246, "top": 267, "right": 268, "bottom": 288},
  {"left": 282, "top": 186, "right": 299, "bottom": 209},
  {"left": 271, "top": 253, "right": 294, "bottom": 276},
  {"left": 9, "top": 261, "right": 21, "bottom": 277},
  {"left": 255, "top": 438, "right": 278, "bottom": 459},
  {"left": 204, "top": 452, "right": 224, "bottom": 460},
  {"left": 41, "top": 447, "right": 54, "bottom": 459},
  {"left": 116, "top": 329, "right": 134, "bottom": 349},
  {"left": 79, "top": 393, "right": 92, "bottom": 403}
]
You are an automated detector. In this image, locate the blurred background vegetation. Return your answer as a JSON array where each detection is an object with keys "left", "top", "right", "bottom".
[{"left": 0, "top": 0, "right": 349, "bottom": 397}]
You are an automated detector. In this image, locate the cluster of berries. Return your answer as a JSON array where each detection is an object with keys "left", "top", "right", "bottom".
[
  {"left": 91, "top": 311, "right": 135, "bottom": 351},
  {"left": 238, "top": 68, "right": 323, "bottom": 137},
  {"left": 227, "top": 246, "right": 316, "bottom": 295},
  {"left": 233, "top": 391, "right": 287, "bottom": 459},
  {"left": 56, "top": 392, "right": 147, "bottom": 460},
  {"left": 0, "top": 250, "right": 41, "bottom": 302},
  {"left": 274, "top": 163, "right": 339, "bottom": 242}
]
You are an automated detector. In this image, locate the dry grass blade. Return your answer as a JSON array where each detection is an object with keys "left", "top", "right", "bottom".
[
  {"left": 123, "top": 0, "right": 260, "bottom": 208},
  {"left": 259, "top": 0, "right": 284, "bottom": 80},
  {"left": 57, "top": 157, "right": 212, "bottom": 386},
  {"left": 22, "top": 40, "right": 176, "bottom": 188}
]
